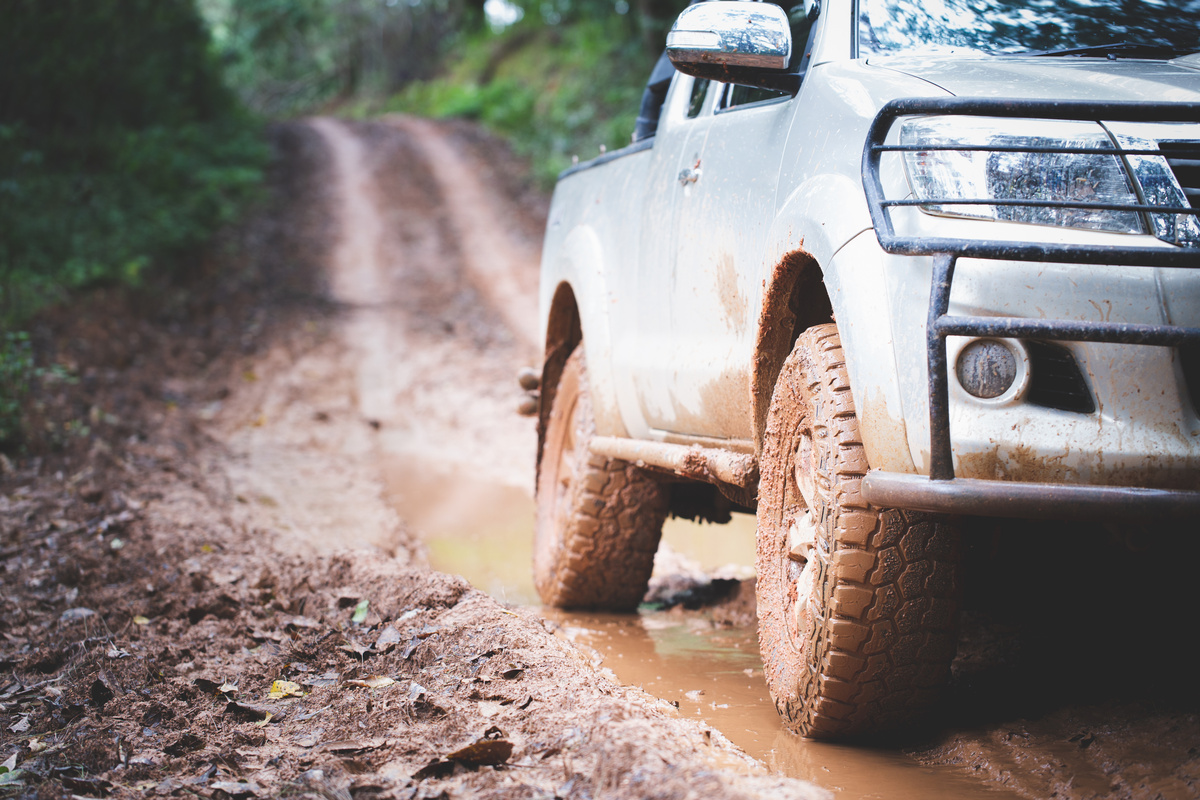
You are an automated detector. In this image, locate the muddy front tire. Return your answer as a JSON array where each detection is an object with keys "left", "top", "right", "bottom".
[
  {"left": 534, "top": 348, "right": 668, "bottom": 610},
  {"left": 756, "top": 324, "right": 961, "bottom": 739}
]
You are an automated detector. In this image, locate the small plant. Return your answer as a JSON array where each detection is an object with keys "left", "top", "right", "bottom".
[{"left": 0, "top": 331, "right": 36, "bottom": 446}]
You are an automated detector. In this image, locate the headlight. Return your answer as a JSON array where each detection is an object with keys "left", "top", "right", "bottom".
[{"left": 901, "top": 116, "right": 1144, "bottom": 234}]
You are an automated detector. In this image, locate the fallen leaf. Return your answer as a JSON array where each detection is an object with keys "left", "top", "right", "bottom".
[
  {"left": 324, "top": 738, "right": 384, "bottom": 754},
  {"left": 446, "top": 738, "right": 513, "bottom": 767},
  {"left": 27, "top": 739, "right": 45, "bottom": 754},
  {"left": 133, "top": 615, "right": 151, "bottom": 626},
  {"left": 351, "top": 600, "right": 369, "bottom": 624},
  {"left": 59, "top": 607, "right": 96, "bottom": 623},
  {"left": 294, "top": 705, "right": 329, "bottom": 722},
  {"left": 338, "top": 641, "right": 370, "bottom": 659},
  {"left": 285, "top": 616, "right": 321, "bottom": 631},
  {"left": 501, "top": 667, "right": 524, "bottom": 679},
  {"left": 401, "top": 637, "right": 420, "bottom": 660},
  {"left": 211, "top": 780, "right": 261, "bottom": 797},
  {"left": 346, "top": 676, "right": 394, "bottom": 689},
  {"left": 163, "top": 733, "right": 205, "bottom": 756},
  {"left": 1, "top": 754, "right": 16, "bottom": 772},
  {"left": 218, "top": 682, "right": 238, "bottom": 695},
  {"left": 8, "top": 716, "right": 28, "bottom": 733},
  {"left": 0, "top": 770, "right": 26, "bottom": 787},
  {"left": 224, "top": 701, "right": 279, "bottom": 722},
  {"left": 255, "top": 712, "right": 273, "bottom": 727},
  {"left": 374, "top": 626, "right": 402, "bottom": 652},
  {"left": 106, "top": 647, "right": 130, "bottom": 659},
  {"left": 408, "top": 682, "right": 427, "bottom": 701},
  {"left": 302, "top": 672, "right": 340, "bottom": 689},
  {"left": 267, "top": 680, "right": 303, "bottom": 699},
  {"left": 89, "top": 677, "right": 115, "bottom": 707}
]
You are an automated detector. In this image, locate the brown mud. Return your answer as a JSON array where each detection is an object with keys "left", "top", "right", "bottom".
[
  {"left": 2, "top": 115, "right": 1198, "bottom": 800},
  {"left": 0, "top": 118, "right": 821, "bottom": 800}
]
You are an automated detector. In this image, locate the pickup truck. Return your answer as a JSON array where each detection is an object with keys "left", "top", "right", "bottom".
[{"left": 529, "top": 0, "right": 1200, "bottom": 739}]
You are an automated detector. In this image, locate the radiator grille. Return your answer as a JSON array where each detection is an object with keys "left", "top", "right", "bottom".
[{"left": 1158, "top": 141, "right": 1200, "bottom": 209}]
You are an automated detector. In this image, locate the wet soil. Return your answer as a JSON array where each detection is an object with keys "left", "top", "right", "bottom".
[
  {"left": 0, "top": 118, "right": 821, "bottom": 800},
  {"left": 2, "top": 114, "right": 1198, "bottom": 800}
]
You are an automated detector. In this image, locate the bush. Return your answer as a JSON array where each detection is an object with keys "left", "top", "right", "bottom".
[
  {"left": 0, "top": 332, "right": 35, "bottom": 446},
  {"left": 0, "top": 0, "right": 269, "bottom": 326},
  {"left": 384, "top": 16, "right": 652, "bottom": 187},
  {"left": 0, "top": 120, "right": 267, "bottom": 323}
]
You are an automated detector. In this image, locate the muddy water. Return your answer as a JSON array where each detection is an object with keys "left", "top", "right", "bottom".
[{"left": 384, "top": 468, "right": 1018, "bottom": 798}]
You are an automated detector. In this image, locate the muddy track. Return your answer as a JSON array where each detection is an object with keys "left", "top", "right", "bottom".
[
  {"left": 0, "top": 118, "right": 826, "bottom": 800},
  {"left": 2, "top": 116, "right": 1198, "bottom": 800}
]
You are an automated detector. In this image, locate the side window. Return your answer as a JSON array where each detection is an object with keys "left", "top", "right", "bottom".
[
  {"left": 721, "top": 2, "right": 819, "bottom": 110},
  {"left": 723, "top": 84, "right": 788, "bottom": 108},
  {"left": 687, "top": 78, "right": 712, "bottom": 118},
  {"left": 633, "top": 52, "right": 679, "bottom": 141}
]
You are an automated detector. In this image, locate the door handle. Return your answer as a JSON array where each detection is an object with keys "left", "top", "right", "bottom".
[{"left": 677, "top": 158, "right": 702, "bottom": 186}]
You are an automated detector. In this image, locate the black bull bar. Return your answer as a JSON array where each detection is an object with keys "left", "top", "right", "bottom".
[{"left": 858, "top": 97, "right": 1200, "bottom": 519}]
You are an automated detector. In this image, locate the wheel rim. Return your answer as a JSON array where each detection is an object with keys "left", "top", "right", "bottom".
[
  {"left": 552, "top": 393, "right": 581, "bottom": 541},
  {"left": 783, "top": 426, "right": 820, "bottom": 652}
]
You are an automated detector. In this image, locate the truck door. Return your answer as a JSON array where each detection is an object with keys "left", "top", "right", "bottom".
[
  {"left": 608, "top": 72, "right": 716, "bottom": 439},
  {"left": 634, "top": 84, "right": 795, "bottom": 445}
]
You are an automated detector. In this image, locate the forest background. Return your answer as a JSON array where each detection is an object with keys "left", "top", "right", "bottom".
[{"left": 0, "top": 0, "right": 688, "bottom": 447}]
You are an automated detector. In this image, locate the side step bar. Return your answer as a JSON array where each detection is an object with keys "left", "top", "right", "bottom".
[
  {"left": 589, "top": 437, "right": 758, "bottom": 489},
  {"left": 862, "top": 471, "right": 1200, "bottom": 519}
]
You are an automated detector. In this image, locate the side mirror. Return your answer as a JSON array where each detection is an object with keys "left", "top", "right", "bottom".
[{"left": 666, "top": 1, "right": 799, "bottom": 93}]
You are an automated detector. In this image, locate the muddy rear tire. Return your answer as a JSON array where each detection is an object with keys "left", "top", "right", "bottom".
[
  {"left": 756, "top": 323, "right": 961, "bottom": 739},
  {"left": 534, "top": 348, "right": 668, "bottom": 610}
]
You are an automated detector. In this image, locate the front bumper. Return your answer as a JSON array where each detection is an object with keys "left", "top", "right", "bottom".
[{"left": 861, "top": 97, "right": 1200, "bottom": 518}]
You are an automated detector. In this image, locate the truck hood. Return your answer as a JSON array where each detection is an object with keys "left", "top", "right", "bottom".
[{"left": 868, "top": 54, "right": 1200, "bottom": 103}]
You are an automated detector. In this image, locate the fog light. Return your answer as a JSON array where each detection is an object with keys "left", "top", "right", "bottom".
[{"left": 956, "top": 339, "right": 1017, "bottom": 399}]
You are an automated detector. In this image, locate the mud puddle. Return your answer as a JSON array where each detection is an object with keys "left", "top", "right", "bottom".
[
  {"left": 381, "top": 467, "right": 1019, "bottom": 798},
  {"left": 382, "top": 456, "right": 539, "bottom": 604},
  {"left": 552, "top": 612, "right": 1020, "bottom": 800}
]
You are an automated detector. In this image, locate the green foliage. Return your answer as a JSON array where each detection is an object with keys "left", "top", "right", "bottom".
[
  {"left": 0, "top": 0, "right": 268, "bottom": 327},
  {"left": 0, "top": 332, "right": 35, "bottom": 445},
  {"left": 200, "top": 0, "right": 475, "bottom": 115},
  {"left": 386, "top": 16, "right": 654, "bottom": 186}
]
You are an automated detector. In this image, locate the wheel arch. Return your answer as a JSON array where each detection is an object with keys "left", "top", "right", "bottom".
[
  {"left": 539, "top": 280, "right": 583, "bottom": 476},
  {"left": 751, "top": 247, "right": 834, "bottom": 454}
]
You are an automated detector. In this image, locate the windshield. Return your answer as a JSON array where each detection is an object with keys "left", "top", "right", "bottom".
[{"left": 859, "top": 0, "right": 1200, "bottom": 57}]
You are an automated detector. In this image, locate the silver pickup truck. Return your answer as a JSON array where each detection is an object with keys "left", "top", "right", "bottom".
[{"left": 529, "top": 0, "right": 1200, "bottom": 739}]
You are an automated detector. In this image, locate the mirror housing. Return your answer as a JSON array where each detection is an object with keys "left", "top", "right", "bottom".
[{"left": 666, "top": 1, "right": 799, "bottom": 94}]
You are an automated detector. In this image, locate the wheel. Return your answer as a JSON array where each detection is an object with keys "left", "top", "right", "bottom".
[
  {"left": 756, "top": 323, "right": 961, "bottom": 739},
  {"left": 534, "top": 348, "right": 668, "bottom": 610}
]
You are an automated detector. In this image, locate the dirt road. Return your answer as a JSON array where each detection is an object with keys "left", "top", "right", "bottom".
[{"left": 2, "top": 116, "right": 1198, "bottom": 800}]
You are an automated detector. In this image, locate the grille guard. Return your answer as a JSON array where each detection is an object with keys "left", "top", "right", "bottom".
[{"left": 859, "top": 97, "right": 1200, "bottom": 518}]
